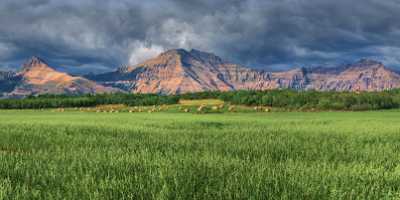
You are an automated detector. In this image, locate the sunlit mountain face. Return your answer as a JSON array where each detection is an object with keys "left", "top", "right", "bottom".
[
  {"left": 0, "top": 57, "right": 118, "bottom": 97},
  {"left": 2, "top": 50, "right": 400, "bottom": 97},
  {"left": 86, "top": 49, "right": 400, "bottom": 94}
]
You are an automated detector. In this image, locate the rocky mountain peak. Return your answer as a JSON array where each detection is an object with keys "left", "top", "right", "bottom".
[
  {"left": 155, "top": 49, "right": 224, "bottom": 65},
  {"left": 22, "top": 56, "right": 52, "bottom": 72},
  {"left": 116, "top": 65, "right": 133, "bottom": 73},
  {"left": 189, "top": 49, "right": 224, "bottom": 65},
  {"left": 352, "top": 59, "right": 383, "bottom": 68},
  {"left": 6, "top": 56, "right": 119, "bottom": 96},
  {"left": 25, "top": 56, "right": 47, "bottom": 66},
  {"left": 159, "top": 49, "right": 190, "bottom": 57},
  {"left": 0, "top": 70, "right": 15, "bottom": 79}
]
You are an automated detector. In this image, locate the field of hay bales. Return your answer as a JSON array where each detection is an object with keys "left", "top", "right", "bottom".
[{"left": 1, "top": 109, "right": 400, "bottom": 199}]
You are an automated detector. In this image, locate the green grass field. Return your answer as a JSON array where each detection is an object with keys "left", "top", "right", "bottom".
[{"left": 1, "top": 110, "right": 400, "bottom": 199}]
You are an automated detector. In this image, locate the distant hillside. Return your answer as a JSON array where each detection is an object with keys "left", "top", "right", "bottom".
[
  {"left": 306, "top": 59, "right": 400, "bottom": 91},
  {"left": 1, "top": 57, "right": 118, "bottom": 98},
  {"left": 0, "top": 71, "right": 20, "bottom": 96},
  {"left": 2, "top": 50, "right": 400, "bottom": 97},
  {"left": 88, "top": 49, "right": 400, "bottom": 94}
]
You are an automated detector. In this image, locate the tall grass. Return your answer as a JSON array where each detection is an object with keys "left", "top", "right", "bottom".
[{"left": 0, "top": 110, "right": 400, "bottom": 199}]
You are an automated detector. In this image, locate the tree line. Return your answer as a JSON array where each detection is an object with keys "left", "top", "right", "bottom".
[
  {"left": 0, "top": 93, "right": 179, "bottom": 109},
  {"left": 1, "top": 90, "right": 400, "bottom": 111},
  {"left": 180, "top": 90, "right": 400, "bottom": 111}
]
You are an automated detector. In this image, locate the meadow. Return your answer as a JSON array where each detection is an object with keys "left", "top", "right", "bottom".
[{"left": 1, "top": 109, "right": 400, "bottom": 199}]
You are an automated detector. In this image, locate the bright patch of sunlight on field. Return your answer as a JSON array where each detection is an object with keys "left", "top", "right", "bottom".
[{"left": 179, "top": 99, "right": 224, "bottom": 106}]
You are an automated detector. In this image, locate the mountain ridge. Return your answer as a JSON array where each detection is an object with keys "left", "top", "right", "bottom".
[
  {"left": 1, "top": 57, "right": 118, "bottom": 97},
  {"left": 2, "top": 49, "right": 400, "bottom": 97},
  {"left": 88, "top": 49, "right": 400, "bottom": 94}
]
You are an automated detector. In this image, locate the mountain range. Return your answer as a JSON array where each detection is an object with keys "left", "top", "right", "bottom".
[{"left": 1, "top": 49, "right": 400, "bottom": 97}]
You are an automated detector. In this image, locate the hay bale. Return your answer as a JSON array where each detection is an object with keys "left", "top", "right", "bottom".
[
  {"left": 197, "top": 105, "right": 206, "bottom": 112},
  {"left": 254, "top": 106, "right": 264, "bottom": 111}
]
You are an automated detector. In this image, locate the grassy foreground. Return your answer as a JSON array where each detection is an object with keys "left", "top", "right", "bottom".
[{"left": 0, "top": 110, "right": 400, "bottom": 199}]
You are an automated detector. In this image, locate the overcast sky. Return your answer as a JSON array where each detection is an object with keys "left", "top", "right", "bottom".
[{"left": 1, "top": 0, "right": 400, "bottom": 73}]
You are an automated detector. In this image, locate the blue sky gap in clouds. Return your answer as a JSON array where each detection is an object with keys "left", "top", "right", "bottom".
[{"left": 0, "top": 0, "right": 400, "bottom": 74}]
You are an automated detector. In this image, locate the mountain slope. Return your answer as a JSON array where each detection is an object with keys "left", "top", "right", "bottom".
[
  {"left": 88, "top": 49, "right": 309, "bottom": 94},
  {"left": 8, "top": 57, "right": 117, "bottom": 96},
  {"left": 2, "top": 50, "right": 400, "bottom": 96},
  {"left": 0, "top": 71, "right": 20, "bottom": 96},
  {"left": 308, "top": 59, "right": 400, "bottom": 91},
  {"left": 89, "top": 50, "right": 400, "bottom": 94}
]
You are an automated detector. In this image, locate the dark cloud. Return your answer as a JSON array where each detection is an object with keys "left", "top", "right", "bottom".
[{"left": 0, "top": 0, "right": 400, "bottom": 73}]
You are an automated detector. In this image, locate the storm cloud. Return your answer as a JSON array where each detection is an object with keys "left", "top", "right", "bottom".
[{"left": 1, "top": 0, "right": 400, "bottom": 73}]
